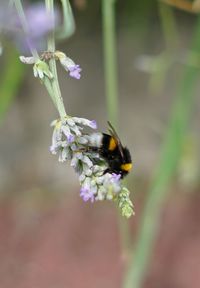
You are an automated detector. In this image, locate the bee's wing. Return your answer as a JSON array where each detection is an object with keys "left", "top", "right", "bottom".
[{"left": 107, "top": 121, "right": 124, "bottom": 158}]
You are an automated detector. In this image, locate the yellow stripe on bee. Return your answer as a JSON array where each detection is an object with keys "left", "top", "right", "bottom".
[
  {"left": 108, "top": 137, "right": 117, "bottom": 151},
  {"left": 120, "top": 163, "right": 132, "bottom": 172}
]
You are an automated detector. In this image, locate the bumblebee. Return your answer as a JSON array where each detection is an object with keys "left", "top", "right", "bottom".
[{"left": 89, "top": 122, "right": 132, "bottom": 178}]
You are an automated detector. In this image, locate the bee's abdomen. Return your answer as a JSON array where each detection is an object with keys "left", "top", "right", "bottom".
[{"left": 102, "top": 134, "right": 117, "bottom": 151}]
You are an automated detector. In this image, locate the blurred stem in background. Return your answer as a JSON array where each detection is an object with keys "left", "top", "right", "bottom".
[
  {"left": 0, "top": 47, "right": 25, "bottom": 124},
  {"left": 102, "top": 0, "right": 131, "bottom": 263},
  {"left": 149, "top": 3, "right": 179, "bottom": 94},
  {"left": 102, "top": 0, "right": 118, "bottom": 127},
  {"left": 159, "top": 2, "right": 179, "bottom": 50},
  {"left": 124, "top": 15, "right": 200, "bottom": 288},
  {"left": 124, "top": 0, "right": 155, "bottom": 38}
]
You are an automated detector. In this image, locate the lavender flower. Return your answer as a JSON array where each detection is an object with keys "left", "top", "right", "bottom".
[
  {"left": 0, "top": 2, "right": 60, "bottom": 53},
  {"left": 80, "top": 186, "right": 95, "bottom": 202},
  {"left": 19, "top": 54, "right": 54, "bottom": 80},
  {"left": 68, "top": 65, "right": 82, "bottom": 79},
  {"left": 50, "top": 116, "right": 134, "bottom": 218},
  {"left": 54, "top": 51, "right": 82, "bottom": 79},
  {"left": 25, "top": 4, "right": 57, "bottom": 40},
  {"left": 20, "top": 51, "right": 82, "bottom": 81}
]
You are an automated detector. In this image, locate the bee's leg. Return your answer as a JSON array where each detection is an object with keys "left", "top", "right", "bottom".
[
  {"left": 74, "top": 146, "right": 100, "bottom": 153},
  {"left": 103, "top": 168, "right": 112, "bottom": 175},
  {"left": 103, "top": 169, "right": 122, "bottom": 177}
]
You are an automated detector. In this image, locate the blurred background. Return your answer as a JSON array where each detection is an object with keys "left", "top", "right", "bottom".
[{"left": 1, "top": 0, "right": 200, "bottom": 287}]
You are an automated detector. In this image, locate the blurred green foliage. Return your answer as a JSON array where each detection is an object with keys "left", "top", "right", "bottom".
[
  {"left": 124, "top": 11, "right": 200, "bottom": 288},
  {"left": 0, "top": 47, "right": 25, "bottom": 124}
]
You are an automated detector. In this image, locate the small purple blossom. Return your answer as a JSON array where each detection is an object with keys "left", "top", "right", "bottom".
[
  {"left": 88, "top": 120, "right": 97, "bottom": 129},
  {"left": 73, "top": 118, "right": 97, "bottom": 129},
  {"left": 54, "top": 51, "right": 82, "bottom": 80},
  {"left": 68, "top": 134, "right": 75, "bottom": 143},
  {"left": 80, "top": 186, "right": 95, "bottom": 202},
  {"left": 111, "top": 173, "right": 121, "bottom": 182},
  {"left": 61, "top": 125, "right": 74, "bottom": 142},
  {"left": 50, "top": 116, "right": 97, "bottom": 160},
  {"left": 68, "top": 65, "right": 82, "bottom": 79}
]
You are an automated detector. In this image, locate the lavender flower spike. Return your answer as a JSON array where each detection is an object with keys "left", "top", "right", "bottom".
[{"left": 50, "top": 116, "right": 134, "bottom": 218}]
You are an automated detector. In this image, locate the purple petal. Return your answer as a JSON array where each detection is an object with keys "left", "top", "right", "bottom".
[
  {"left": 89, "top": 120, "right": 97, "bottom": 129},
  {"left": 68, "top": 65, "right": 82, "bottom": 79},
  {"left": 68, "top": 134, "right": 74, "bottom": 143},
  {"left": 61, "top": 125, "right": 74, "bottom": 143},
  {"left": 111, "top": 173, "right": 121, "bottom": 183},
  {"left": 80, "top": 186, "right": 95, "bottom": 203}
]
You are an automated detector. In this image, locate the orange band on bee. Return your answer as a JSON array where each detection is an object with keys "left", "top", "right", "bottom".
[
  {"left": 108, "top": 137, "right": 117, "bottom": 151},
  {"left": 120, "top": 163, "right": 132, "bottom": 172}
]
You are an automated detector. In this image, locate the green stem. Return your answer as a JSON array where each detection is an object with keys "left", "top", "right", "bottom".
[
  {"left": 102, "top": 0, "right": 131, "bottom": 270},
  {"left": 159, "top": 3, "right": 179, "bottom": 51},
  {"left": 124, "top": 16, "right": 200, "bottom": 288},
  {"left": 149, "top": 3, "right": 179, "bottom": 94},
  {"left": 45, "top": 0, "right": 67, "bottom": 119},
  {"left": 13, "top": 0, "right": 56, "bottom": 111},
  {"left": 43, "top": 77, "right": 58, "bottom": 108},
  {"left": 14, "top": 0, "right": 67, "bottom": 119},
  {"left": 57, "top": 0, "right": 75, "bottom": 39},
  {"left": 102, "top": 0, "right": 118, "bottom": 127}
]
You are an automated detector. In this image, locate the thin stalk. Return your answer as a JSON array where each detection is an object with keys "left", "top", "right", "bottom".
[
  {"left": 14, "top": 0, "right": 66, "bottom": 118},
  {"left": 149, "top": 4, "right": 179, "bottom": 94},
  {"left": 57, "top": 0, "right": 75, "bottom": 39},
  {"left": 102, "top": 0, "right": 131, "bottom": 268},
  {"left": 43, "top": 77, "right": 58, "bottom": 108},
  {"left": 102, "top": 0, "right": 118, "bottom": 126},
  {"left": 159, "top": 3, "right": 179, "bottom": 51},
  {"left": 124, "top": 16, "right": 200, "bottom": 288},
  {"left": 45, "top": 0, "right": 67, "bottom": 119}
]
